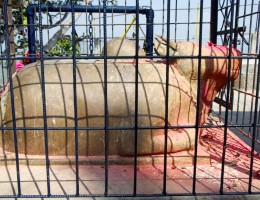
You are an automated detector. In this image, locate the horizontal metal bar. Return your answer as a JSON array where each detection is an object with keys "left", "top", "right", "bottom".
[
  {"left": 0, "top": 55, "right": 253, "bottom": 61},
  {"left": 237, "top": 11, "right": 260, "bottom": 19},
  {"left": 214, "top": 97, "right": 233, "bottom": 110},
  {"left": 218, "top": 4, "right": 237, "bottom": 11},
  {"left": 26, "top": 4, "right": 154, "bottom": 16},
  {"left": 23, "top": 21, "right": 210, "bottom": 27},
  {"left": 26, "top": 3, "right": 154, "bottom": 60},
  {"left": 232, "top": 126, "right": 260, "bottom": 144},
  {"left": 233, "top": 88, "right": 260, "bottom": 99},
  {"left": 216, "top": 26, "right": 246, "bottom": 35},
  {"left": 0, "top": 123, "right": 259, "bottom": 131},
  {"left": 0, "top": 192, "right": 259, "bottom": 199}
]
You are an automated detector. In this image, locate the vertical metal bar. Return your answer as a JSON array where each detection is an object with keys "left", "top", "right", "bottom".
[
  {"left": 220, "top": 0, "right": 235, "bottom": 194},
  {"left": 236, "top": 1, "right": 248, "bottom": 125},
  {"left": 85, "top": 3, "right": 89, "bottom": 56},
  {"left": 103, "top": 0, "right": 109, "bottom": 196},
  {"left": 124, "top": 0, "right": 127, "bottom": 37},
  {"left": 26, "top": 6, "right": 36, "bottom": 63},
  {"left": 242, "top": 0, "right": 254, "bottom": 132},
  {"left": 256, "top": 1, "right": 260, "bottom": 33},
  {"left": 0, "top": 45, "right": 6, "bottom": 86},
  {"left": 133, "top": 0, "right": 139, "bottom": 195},
  {"left": 37, "top": 1, "right": 51, "bottom": 196},
  {"left": 46, "top": 6, "right": 50, "bottom": 57},
  {"left": 162, "top": 0, "right": 171, "bottom": 195},
  {"left": 256, "top": 1, "right": 260, "bottom": 141},
  {"left": 174, "top": 0, "right": 177, "bottom": 42},
  {"left": 145, "top": 9, "right": 154, "bottom": 57},
  {"left": 99, "top": 1, "right": 102, "bottom": 55},
  {"left": 248, "top": 0, "right": 256, "bottom": 134},
  {"left": 21, "top": 1, "right": 26, "bottom": 60},
  {"left": 187, "top": 0, "right": 191, "bottom": 41},
  {"left": 162, "top": 0, "right": 165, "bottom": 36},
  {"left": 2, "top": 0, "right": 21, "bottom": 196},
  {"left": 7, "top": 0, "right": 15, "bottom": 74},
  {"left": 192, "top": 0, "right": 204, "bottom": 195},
  {"left": 233, "top": 0, "right": 240, "bottom": 48},
  {"left": 223, "top": 0, "right": 230, "bottom": 46},
  {"left": 70, "top": 0, "right": 79, "bottom": 196},
  {"left": 112, "top": 4, "right": 114, "bottom": 39},
  {"left": 229, "top": 0, "right": 241, "bottom": 122},
  {"left": 230, "top": 0, "right": 240, "bottom": 123},
  {"left": 248, "top": 6, "right": 260, "bottom": 193}
]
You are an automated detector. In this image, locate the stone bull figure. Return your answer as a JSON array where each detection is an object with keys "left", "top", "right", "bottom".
[
  {"left": 102, "top": 38, "right": 146, "bottom": 57},
  {"left": 1, "top": 37, "right": 241, "bottom": 156}
]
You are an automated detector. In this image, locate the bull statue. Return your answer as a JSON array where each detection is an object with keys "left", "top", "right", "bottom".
[{"left": 0, "top": 37, "right": 241, "bottom": 156}]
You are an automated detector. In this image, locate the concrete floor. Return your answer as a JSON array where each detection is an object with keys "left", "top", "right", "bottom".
[
  {"left": 211, "top": 90, "right": 260, "bottom": 153},
  {"left": 0, "top": 120, "right": 259, "bottom": 199},
  {"left": 0, "top": 92, "right": 259, "bottom": 199}
]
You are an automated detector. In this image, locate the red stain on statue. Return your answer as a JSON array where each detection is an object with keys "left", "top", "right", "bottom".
[
  {"left": 1, "top": 51, "right": 40, "bottom": 96},
  {"left": 199, "top": 42, "right": 241, "bottom": 126},
  {"left": 16, "top": 51, "right": 40, "bottom": 72}
]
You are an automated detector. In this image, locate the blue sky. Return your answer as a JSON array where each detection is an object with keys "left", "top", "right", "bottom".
[
  {"left": 37, "top": 0, "right": 259, "bottom": 54},
  {"left": 76, "top": 0, "right": 212, "bottom": 41}
]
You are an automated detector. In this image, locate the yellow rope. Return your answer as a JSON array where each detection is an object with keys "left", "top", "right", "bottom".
[{"left": 121, "top": 15, "right": 137, "bottom": 39}]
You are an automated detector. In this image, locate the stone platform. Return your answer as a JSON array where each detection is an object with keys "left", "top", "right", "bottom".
[
  {"left": 0, "top": 116, "right": 260, "bottom": 198},
  {"left": 0, "top": 145, "right": 210, "bottom": 167}
]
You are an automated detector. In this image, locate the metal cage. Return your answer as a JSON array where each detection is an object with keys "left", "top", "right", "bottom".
[{"left": 0, "top": 0, "right": 259, "bottom": 198}]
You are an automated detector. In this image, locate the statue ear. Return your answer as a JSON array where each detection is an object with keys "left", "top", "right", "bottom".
[{"left": 154, "top": 35, "right": 178, "bottom": 56}]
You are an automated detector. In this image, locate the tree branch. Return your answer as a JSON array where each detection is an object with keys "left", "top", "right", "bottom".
[{"left": 43, "top": 12, "right": 82, "bottom": 53}]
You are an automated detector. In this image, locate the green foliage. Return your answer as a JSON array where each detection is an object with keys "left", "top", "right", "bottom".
[
  {"left": 2, "top": 0, "right": 117, "bottom": 55},
  {"left": 50, "top": 36, "right": 80, "bottom": 56},
  {"left": 4, "top": 0, "right": 84, "bottom": 54}
]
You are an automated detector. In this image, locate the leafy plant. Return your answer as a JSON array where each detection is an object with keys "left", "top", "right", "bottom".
[
  {"left": 3, "top": 0, "right": 118, "bottom": 56},
  {"left": 50, "top": 36, "right": 80, "bottom": 56}
]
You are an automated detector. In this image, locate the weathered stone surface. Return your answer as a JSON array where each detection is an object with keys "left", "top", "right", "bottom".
[
  {"left": 102, "top": 38, "right": 145, "bottom": 58},
  {"left": 154, "top": 37, "right": 242, "bottom": 138},
  {"left": 1, "top": 59, "right": 196, "bottom": 156},
  {"left": 1, "top": 38, "right": 241, "bottom": 156}
]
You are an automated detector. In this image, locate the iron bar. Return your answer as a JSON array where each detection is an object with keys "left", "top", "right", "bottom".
[
  {"left": 37, "top": 0, "right": 51, "bottom": 196},
  {"left": 26, "top": 4, "right": 154, "bottom": 60},
  {"left": 236, "top": 0, "right": 248, "bottom": 125},
  {"left": 70, "top": 0, "right": 80, "bottom": 196},
  {"left": 220, "top": 0, "right": 236, "bottom": 194},
  {"left": 103, "top": 0, "right": 109, "bottom": 196},
  {"left": 241, "top": 0, "right": 255, "bottom": 134},
  {"left": 216, "top": 26, "right": 245, "bottom": 35},
  {"left": 98, "top": 0, "right": 102, "bottom": 55},
  {"left": 174, "top": 0, "right": 177, "bottom": 42},
  {"left": 233, "top": 88, "right": 260, "bottom": 98},
  {"left": 237, "top": 10, "right": 260, "bottom": 18},
  {"left": 162, "top": 0, "right": 165, "bottom": 36},
  {"left": 187, "top": 0, "right": 191, "bottom": 41},
  {"left": 133, "top": 0, "right": 139, "bottom": 196},
  {"left": 248, "top": 0, "right": 257, "bottom": 134},
  {"left": 234, "top": 126, "right": 260, "bottom": 144},
  {"left": 0, "top": 123, "right": 259, "bottom": 131},
  {"left": 0, "top": 0, "right": 259, "bottom": 198},
  {"left": 0, "top": 55, "right": 248, "bottom": 61},
  {"left": 162, "top": 0, "right": 171, "bottom": 195},
  {"left": 0, "top": 44, "right": 6, "bottom": 86},
  {"left": 2, "top": 0, "right": 21, "bottom": 196},
  {"left": 19, "top": 21, "right": 211, "bottom": 27},
  {"left": 193, "top": 0, "right": 204, "bottom": 195},
  {"left": 210, "top": 0, "right": 219, "bottom": 43},
  {"left": 248, "top": 4, "right": 260, "bottom": 193},
  {"left": 0, "top": 191, "right": 260, "bottom": 199}
]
